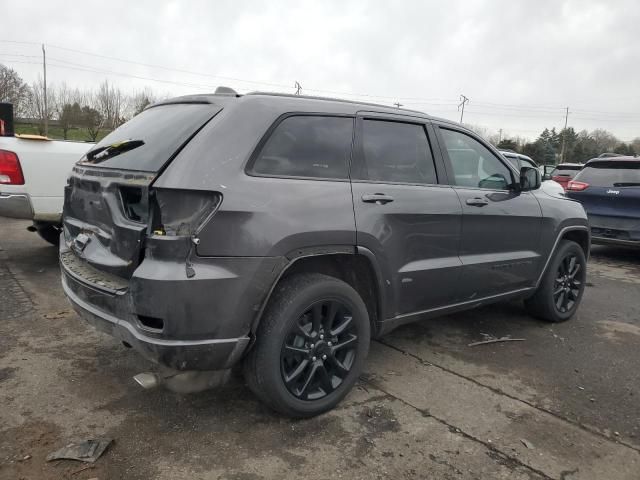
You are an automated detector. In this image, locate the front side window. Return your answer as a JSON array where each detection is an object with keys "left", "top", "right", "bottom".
[
  {"left": 252, "top": 115, "right": 353, "bottom": 179},
  {"left": 440, "top": 128, "right": 513, "bottom": 190},
  {"left": 357, "top": 119, "right": 437, "bottom": 184}
]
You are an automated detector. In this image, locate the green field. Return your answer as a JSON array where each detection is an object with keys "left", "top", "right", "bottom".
[{"left": 14, "top": 124, "right": 111, "bottom": 143}]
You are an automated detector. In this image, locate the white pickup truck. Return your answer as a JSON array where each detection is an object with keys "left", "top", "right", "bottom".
[{"left": 0, "top": 134, "right": 93, "bottom": 244}]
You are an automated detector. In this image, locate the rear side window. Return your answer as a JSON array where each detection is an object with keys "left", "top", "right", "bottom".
[
  {"left": 251, "top": 116, "right": 353, "bottom": 179},
  {"left": 356, "top": 120, "right": 437, "bottom": 184},
  {"left": 575, "top": 161, "right": 640, "bottom": 187},
  {"left": 81, "top": 103, "right": 219, "bottom": 172}
]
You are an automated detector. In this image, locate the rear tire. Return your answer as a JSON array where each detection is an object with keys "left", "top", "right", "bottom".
[
  {"left": 525, "top": 240, "right": 587, "bottom": 322},
  {"left": 243, "top": 273, "right": 370, "bottom": 418},
  {"left": 36, "top": 224, "right": 61, "bottom": 246}
]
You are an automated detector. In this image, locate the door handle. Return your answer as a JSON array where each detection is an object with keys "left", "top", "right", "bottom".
[
  {"left": 362, "top": 193, "right": 394, "bottom": 205},
  {"left": 465, "top": 197, "right": 489, "bottom": 207}
]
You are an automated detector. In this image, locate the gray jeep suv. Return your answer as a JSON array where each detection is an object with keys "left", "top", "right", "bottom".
[{"left": 60, "top": 90, "right": 589, "bottom": 417}]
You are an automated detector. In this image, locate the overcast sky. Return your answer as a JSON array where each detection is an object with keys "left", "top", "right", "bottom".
[{"left": 2, "top": 0, "right": 639, "bottom": 140}]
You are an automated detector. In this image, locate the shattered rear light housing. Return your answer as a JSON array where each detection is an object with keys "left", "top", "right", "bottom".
[{"left": 151, "top": 188, "right": 222, "bottom": 236}]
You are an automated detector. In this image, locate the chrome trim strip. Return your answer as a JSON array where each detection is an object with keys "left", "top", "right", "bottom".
[{"left": 392, "top": 287, "right": 534, "bottom": 321}]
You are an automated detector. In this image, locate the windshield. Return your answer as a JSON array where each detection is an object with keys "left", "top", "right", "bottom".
[
  {"left": 79, "top": 103, "right": 219, "bottom": 172},
  {"left": 574, "top": 161, "right": 640, "bottom": 187}
]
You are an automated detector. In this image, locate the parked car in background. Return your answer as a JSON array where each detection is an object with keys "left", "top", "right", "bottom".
[
  {"left": 60, "top": 90, "right": 590, "bottom": 417},
  {"left": 550, "top": 163, "right": 583, "bottom": 190},
  {"left": 566, "top": 157, "right": 640, "bottom": 247},
  {"left": 0, "top": 103, "right": 93, "bottom": 244},
  {"left": 499, "top": 150, "right": 564, "bottom": 196}
]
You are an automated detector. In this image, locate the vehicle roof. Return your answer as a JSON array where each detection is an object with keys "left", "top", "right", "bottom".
[
  {"left": 149, "top": 88, "right": 488, "bottom": 141},
  {"left": 150, "top": 89, "right": 474, "bottom": 126},
  {"left": 555, "top": 163, "right": 583, "bottom": 167},
  {"left": 151, "top": 90, "right": 430, "bottom": 116},
  {"left": 585, "top": 156, "right": 639, "bottom": 165}
]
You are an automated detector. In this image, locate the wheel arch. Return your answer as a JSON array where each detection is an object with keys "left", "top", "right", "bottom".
[
  {"left": 250, "top": 247, "right": 387, "bottom": 339},
  {"left": 536, "top": 226, "right": 590, "bottom": 288}
]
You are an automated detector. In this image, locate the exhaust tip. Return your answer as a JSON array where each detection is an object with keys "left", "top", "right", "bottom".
[{"left": 133, "top": 372, "right": 160, "bottom": 390}]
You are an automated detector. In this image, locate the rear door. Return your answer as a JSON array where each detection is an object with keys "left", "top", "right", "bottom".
[
  {"left": 351, "top": 114, "right": 462, "bottom": 317},
  {"left": 63, "top": 102, "right": 221, "bottom": 278},
  {"left": 434, "top": 124, "right": 543, "bottom": 300}
]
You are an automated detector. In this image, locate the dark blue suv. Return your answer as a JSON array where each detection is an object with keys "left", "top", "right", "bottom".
[{"left": 566, "top": 157, "right": 640, "bottom": 246}]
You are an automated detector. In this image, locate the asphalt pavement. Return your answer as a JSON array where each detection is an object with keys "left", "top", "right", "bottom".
[{"left": 0, "top": 218, "right": 638, "bottom": 479}]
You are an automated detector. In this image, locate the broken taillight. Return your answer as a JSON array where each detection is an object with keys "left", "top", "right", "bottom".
[
  {"left": 0, "top": 149, "right": 24, "bottom": 185},
  {"left": 150, "top": 189, "right": 222, "bottom": 236}
]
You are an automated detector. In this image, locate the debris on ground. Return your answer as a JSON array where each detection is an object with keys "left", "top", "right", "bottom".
[
  {"left": 468, "top": 337, "right": 526, "bottom": 347},
  {"left": 71, "top": 464, "right": 96, "bottom": 476},
  {"left": 43, "top": 310, "right": 72, "bottom": 320},
  {"left": 46, "top": 438, "right": 112, "bottom": 463},
  {"left": 520, "top": 439, "right": 535, "bottom": 449}
]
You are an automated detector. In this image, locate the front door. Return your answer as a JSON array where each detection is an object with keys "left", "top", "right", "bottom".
[
  {"left": 435, "top": 125, "right": 543, "bottom": 301},
  {"left": 351, "top": 115, "right": 463, "bottom": 318}
]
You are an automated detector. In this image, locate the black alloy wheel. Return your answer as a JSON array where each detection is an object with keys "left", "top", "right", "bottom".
[
  {"left": 525, "top": 239, "right": 587, "bottom": 323},
  {"left": 281, "top": 300, "right": 358, "bottom": 400},
  {"left": 553, "top": 254, "right": 583, "bottom": 313},
  {"left": 243, "top": 273, "right": 370, "bottom": 417}
]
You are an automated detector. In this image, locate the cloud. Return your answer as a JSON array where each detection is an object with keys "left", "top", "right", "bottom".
[{"left": 2, "top": 0, "right": 639, "bottom": 140}]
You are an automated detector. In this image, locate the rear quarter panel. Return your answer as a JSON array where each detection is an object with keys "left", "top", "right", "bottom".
[{"left": 153, "top": 97, "right": 359, "bottom": 257}]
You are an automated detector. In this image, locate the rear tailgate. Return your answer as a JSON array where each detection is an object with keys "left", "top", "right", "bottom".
[
  {"left": 567, "top": 160, "right": 640, "bottom": 240},
  {"left": 62, "top": 102, "right": 221, "bottom": 279}
]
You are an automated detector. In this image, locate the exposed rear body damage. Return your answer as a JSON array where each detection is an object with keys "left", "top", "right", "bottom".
[{"left": 60, "top": 90, "right": 590, "bottom": 415}]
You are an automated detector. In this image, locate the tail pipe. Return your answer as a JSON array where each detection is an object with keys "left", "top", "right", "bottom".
[{"left": 133, "top": 368, "right": 231, "bottom": 394}]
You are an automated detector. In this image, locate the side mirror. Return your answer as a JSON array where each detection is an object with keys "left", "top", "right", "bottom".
[{"left": 520, "top": 166, "right": 541, "bottom": 191}]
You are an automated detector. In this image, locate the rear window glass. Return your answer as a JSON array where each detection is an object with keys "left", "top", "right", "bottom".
[
  {"left": 551, "top": 167, "right": 581, "bottom": 177},
  {"left": 252, "top": 116, "right": 353, "bottom": 179},
  {"left": 574, "top": 161, "right": 640, "bottom": 187},
  {"left": 80, "top": 103, "right": 219, "bottom": 171}
]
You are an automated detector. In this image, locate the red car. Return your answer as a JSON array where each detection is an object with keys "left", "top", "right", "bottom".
[{"left": 550, "top": 163, "right": 583, "bottom": 190}]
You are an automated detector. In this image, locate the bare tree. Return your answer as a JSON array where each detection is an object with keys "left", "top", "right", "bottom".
[
  {"left": 130, "top": 87, "right": 156, "bottom": 117},
  {"left": 54, "top": 83, "right": 85, "bottom": 139},
  {"left": 28, "top": 77, "right": 55, "bottom": 135},
  {"left": 0, "top": 64, "right": 31, "bottom": 117},
  {"left": 591, "top": 129, "right": 619, "bottom": 154},
  {"left": 96, "top": 80, "right": 128, "bottom": 129}
]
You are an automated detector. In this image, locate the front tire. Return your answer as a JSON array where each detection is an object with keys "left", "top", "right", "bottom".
[
  {"left": 243, "top": 273, "right": 370, "bottom": 418},
  {"left": 525, "top": 240, "right": 587, "bottom": 322}
]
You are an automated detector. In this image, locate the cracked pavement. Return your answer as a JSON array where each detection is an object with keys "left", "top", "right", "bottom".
[{"left": 0, "top": 217, "right": 639, "bottom": 479}]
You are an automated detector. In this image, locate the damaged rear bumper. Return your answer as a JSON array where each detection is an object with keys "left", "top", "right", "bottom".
[
  {"left": 60, "top": 241, "right": 284, "bottom": 371},
  {"left": 62, "top": 271, "right": 250, "bottom": 370}
]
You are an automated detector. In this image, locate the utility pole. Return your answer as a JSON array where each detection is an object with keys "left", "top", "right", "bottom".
[
  {"left": 458, "top": 94, "right": 469, "bottom": 124},
  {"left": 294, "top": 81, "right": 302, "bottom": 95},
  {"left": 559, "top": 106, "right": 569, "bottom": 163},
  {"left": 394, "top": 102, "right": 403, "bottom": 108},
  {"left": 499, "top": 128, "right": 503, "bottom": 143},
  {"left": 42, "top": 43, "right": 48, "bottom": 137}
]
